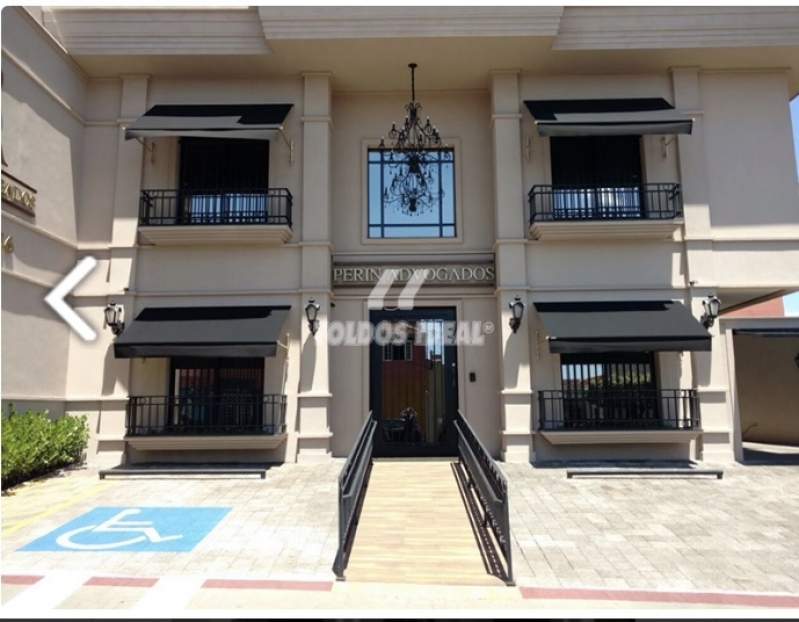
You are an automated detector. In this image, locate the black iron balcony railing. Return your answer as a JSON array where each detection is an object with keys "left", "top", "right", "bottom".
[
  {"left": 139, "top": 188, "right": 292, "bottom": 227},
  {"left": 529, "top": 183, "right": 682, "bottom": 223},
  {"left": 538, "top": 389, "right": 699, "bottom": 431},
  {"left": 126, "top": 394, "right": 287, "bottom": 436}
]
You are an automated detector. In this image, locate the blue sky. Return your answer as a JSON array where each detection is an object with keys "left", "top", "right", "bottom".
[{"left": 785, "top": 97, "right": 799, "bottom": 315}]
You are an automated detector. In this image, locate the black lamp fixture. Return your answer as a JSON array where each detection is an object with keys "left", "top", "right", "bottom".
[
  {"left": 700, "top": 293, "right": 721, "bottom": 329},
  {"left": 305, "top": 297, "right": 320, "bottom": 336},
  {"left": 103, "top": 300, "right": 125, "bottom": 336},
  {"left": 378, "top": 63, "right": 451, "bottom": 216},
  {"left": 509, "top": 295, "right": 526, "bottom": 334}
]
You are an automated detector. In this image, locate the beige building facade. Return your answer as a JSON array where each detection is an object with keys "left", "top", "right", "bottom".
[{"left": 3, "top": 6, "right": 799, "bottom": 468}]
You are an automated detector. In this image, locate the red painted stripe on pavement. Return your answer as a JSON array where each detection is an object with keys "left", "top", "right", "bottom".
[
  {"left": 520, "top": 586, "right": 799, "bottom": 608},
  {"left": 85, "top": 576, "right": 159, "bottom": 588},
  {"left": 202, "top": 578, "right": 333, "bottom": 592},
  {"left": 1, "top": 574, "right": 43, "bottom": 585}
]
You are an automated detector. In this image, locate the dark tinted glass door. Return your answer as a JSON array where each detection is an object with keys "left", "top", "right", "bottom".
[{"left": 369, "top": 308, "right": 459, "bottom": 458}]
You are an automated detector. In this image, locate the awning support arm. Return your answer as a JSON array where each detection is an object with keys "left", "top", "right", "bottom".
[
  {"left": 277, "top": 127, "right": 294, "bottom": 165},
  {"left": 135, "top": 137, "right": 155, "bottom": 164},
  {"left": 661, "top": 135, "right": 677, "bottom": 159}
]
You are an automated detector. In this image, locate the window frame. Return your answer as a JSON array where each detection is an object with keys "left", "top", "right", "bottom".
[{"left": 361, "top": 138, "right": 464, "bottom": 245}]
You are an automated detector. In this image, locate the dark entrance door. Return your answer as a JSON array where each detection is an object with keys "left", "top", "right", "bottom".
[
  {"left": 178, "top": 137, "right": 270, "bottom": 224},
  {"left": 550, "top": 135, "right": 644, "bottom": 218},
  {"left": 370, "top": 308, "right": 459, "bottom": 458}
]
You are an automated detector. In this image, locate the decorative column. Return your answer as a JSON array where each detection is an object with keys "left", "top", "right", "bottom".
[
  {"left": 296, "top": 73, "right": 334, "bottom": 463},
  {"left": 491, "top": 70, "right": 534, "bottom": 463},
  {"left": 672, "top": 67, "right": 734, "bottom": 462}
]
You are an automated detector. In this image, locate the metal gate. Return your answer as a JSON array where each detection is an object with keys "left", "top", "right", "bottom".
[{"left": 369, "top": 308, "right": 459, "bottom": 458}]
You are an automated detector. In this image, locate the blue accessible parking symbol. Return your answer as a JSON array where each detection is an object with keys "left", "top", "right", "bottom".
[{"left": 18, "top": 507, "right": 231, "bottom": 552}]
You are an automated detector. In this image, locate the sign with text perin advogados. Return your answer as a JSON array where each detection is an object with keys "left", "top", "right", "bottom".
[{"left": 332, "top": 261, "right": 495, "bottom": 287}]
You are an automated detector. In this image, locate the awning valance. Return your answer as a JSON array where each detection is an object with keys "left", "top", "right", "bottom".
[
  {"left": 124, "top": 104, "right": 293, "bottom": 141},
  {"left": 732, "top": 328, "right": 799, "bottom": 337},
  {"left": 524, "top": 98, "right": 693, "bottom": 137},
  {"left": 113, "top": 306, "right": 290, "bottom": 358},
  {"left": 534, "top": 300, "right": 711, "bottom": 354}
]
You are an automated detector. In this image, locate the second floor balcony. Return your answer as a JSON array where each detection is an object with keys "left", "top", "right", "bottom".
[
  {"left": 528, "top": 182, "right": 684, "bottom": 242},
  {"left": 137, "top": 187, "right": 293, "bottom": 246}
]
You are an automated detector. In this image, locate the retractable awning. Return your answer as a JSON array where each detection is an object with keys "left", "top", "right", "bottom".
[
  {"left": 524, "top": 98, "right": 693, "bottom": 137},
  {"left": 732, "top": 328, "right": 799, "bottom": 337},
  {"left": 114, "top": 306, "right": 290, "bottom": 358},
  {"left": 534, "top": 300, "right": 711, "bottom": 354},
  {"left": 124, "top": 104, "right": 293, "bottom": 141}
]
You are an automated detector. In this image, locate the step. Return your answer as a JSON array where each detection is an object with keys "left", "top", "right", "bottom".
[
  {"left": 566, "top": 467, "right": 723, "bottom": 479},
  {"left": 99, "top": 467, "right": 267, "bottom": 479}
]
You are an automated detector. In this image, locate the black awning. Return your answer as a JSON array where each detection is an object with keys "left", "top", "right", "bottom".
[
  {"left": 114, "top": 306, "right": 290, "bottom": 358},
  {"left": 534, "top": 300, "right": 711, "bottom": 353},
  {"left": 732, "top": 327, "right": 799, "bottom": 337},
  {"left": 524, "top": 98, "right": 693, "bottom": 137},
  {"left": 124, "top": 104, "right": 293, "bottom": 141}
]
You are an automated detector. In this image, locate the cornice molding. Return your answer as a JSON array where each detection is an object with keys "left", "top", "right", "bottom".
[
  {"left": 43, "top": 7, "right": 271, "bottom": 55},
  {"left": 258, "top": 6, "right": 563, "bottom": 39},
  {"left": 553, "top": 7, "right": 799, "bottom": 50}
]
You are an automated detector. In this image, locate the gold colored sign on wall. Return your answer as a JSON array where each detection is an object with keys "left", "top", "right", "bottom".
[
  {"left": 333, "top": 261, "right": 495, "bottom": 287},
  {"left": 1, "top": 171, "right": 37, "bottom": 216}
]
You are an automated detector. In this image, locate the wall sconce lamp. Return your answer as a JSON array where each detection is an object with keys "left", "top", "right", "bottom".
[
  {"left": 305, "top": 297, "right": 320, "bottom": 336},
  {"left": 700, "top": 293, "right": 721, "bottom": 329},
  {"left": 103, "top": 301, "right": 125, "bottom": 336},
  {"left": 509, "top": 295, "right": 525, "bottom": 334}
]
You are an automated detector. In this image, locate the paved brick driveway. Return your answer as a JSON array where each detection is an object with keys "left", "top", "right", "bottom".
[{"left": 2, "top": 458, "right": 799, "bottom": 611}]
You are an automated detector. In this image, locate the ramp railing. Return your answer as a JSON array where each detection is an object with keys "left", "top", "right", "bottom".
[
  {"left": 333, "top": 411, "right": 377, "bottom": 580},
  {"left": 453, "top": 410, "right": 514, "bottom": 585}
]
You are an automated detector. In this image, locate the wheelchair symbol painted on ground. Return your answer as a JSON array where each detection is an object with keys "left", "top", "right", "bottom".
[
  {"left": 18, "top": 506, "right": 231, "bottom": 552},
  {"left": 55, "top": 508, "right": 183, "bottom": 550}
]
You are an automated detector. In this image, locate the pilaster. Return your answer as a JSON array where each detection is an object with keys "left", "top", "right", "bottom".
[
  {"left": 491, "top": 70, "right": 534, "bottom": 463},
  {"left": 297, "top": 72, "right": 333, "bottom": 462},
  {"left": 672, "top": 67, "right": 734, "bottom": 463}
]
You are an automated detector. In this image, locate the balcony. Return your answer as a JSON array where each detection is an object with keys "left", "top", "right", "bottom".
[
  {"left": 137, "top": 188, "right": 293, "bottom": 246},
  {"left": 537, "top": 389, "right": 701, "bottom": 445},
  {"left": 528, "top": 183, "right": 683, "bottom": 241},
  {"left": 124, "top": 394, "right": 288, "bottom": 451}
]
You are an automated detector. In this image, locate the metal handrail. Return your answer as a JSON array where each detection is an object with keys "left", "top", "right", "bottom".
[
  {"left": 453, "top": 410, "right": 514, "bottom": 585},
  {"left": 538, "top": 388, "right": 700, "bottom": 431},
  {"left": 138, "top": 187, "right": 293, "bottom": 227},
  {"left": 333, "top": 411, "right": 377, "bottom": 580},
  {"left": 126, "top": 394, "right": 287, "bottom": 436},
  {"left": 529, "top": 182, "right": 682, "bottom": 223}
]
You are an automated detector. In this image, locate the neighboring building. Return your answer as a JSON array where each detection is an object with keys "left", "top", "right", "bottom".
[
  {"left": 722, "top": 297, "right": 785, "bottom": 318},
  {"left": 3, "top": 6, "right": 799, "bottom": 467}
]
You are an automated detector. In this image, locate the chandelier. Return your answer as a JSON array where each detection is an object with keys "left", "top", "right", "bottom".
[{"left": 378, "top": 63, "right": 450, "bottom": 216}]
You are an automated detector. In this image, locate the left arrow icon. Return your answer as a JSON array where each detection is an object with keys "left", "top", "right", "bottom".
[{"left": 44, "top": 256, "right": 98, "bottom": 341}]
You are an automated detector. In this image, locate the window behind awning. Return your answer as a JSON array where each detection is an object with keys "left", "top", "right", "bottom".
[
  {"left": 124, "top": 104, "right": 293, "bottom": 141},
  {"left": 534, "top": 300, "right": 711, "bottom": 353},
  {"left": 113, "top": 306, "right": 291, "bottom": 358},
  {"left": 524, "top": 98, "right": 693, "bottom": 137}
]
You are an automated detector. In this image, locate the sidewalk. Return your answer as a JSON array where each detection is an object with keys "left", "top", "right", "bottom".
[{"left": 2, "top": 459, "right": 799, "bottom": 613}]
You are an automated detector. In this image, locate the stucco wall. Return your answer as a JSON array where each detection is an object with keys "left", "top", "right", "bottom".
[
  {"left": 1, "top": 8, "right": 87, "bottom": 409},
  {"left": 330, "top": 90, "right": 495, "bottom": 253},
  {"left": 735, "top": 334, "right": 799, "bottom": 446},
  {"left": 702, "top": 72, "right": 799, "bottom": 236}
]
